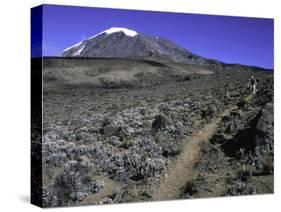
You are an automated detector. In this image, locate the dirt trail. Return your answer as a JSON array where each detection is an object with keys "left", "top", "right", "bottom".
[
  {"left": 79, "top": 94, "right": 254, "bottom": 204},
  {"left": 153, "top": 95, "right": 253, "bottom": 200}
]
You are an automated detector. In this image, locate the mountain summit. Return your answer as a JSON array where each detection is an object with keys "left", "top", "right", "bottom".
[
  {"left": 90, "top": 27, "right": 138, "bottom": 38},
  {"left": 61, "top": 27, "right": 270, "bottom": 72},
  {"left": 62, "top": 27, "right": 223, "bottom": 67}
]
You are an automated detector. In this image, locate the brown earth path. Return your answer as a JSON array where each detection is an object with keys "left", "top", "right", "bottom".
[
  {"left": 152, "top": 94, "right": 253, "bottom": 200},
  {"left": 79, "top": 94, "right": 253, "bottom": 204}
]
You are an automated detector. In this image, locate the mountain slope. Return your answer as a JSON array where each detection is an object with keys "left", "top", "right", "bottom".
[
  {"left": 62, "top": 27, "right": 272, "bottom": 72},
  {"left": 62, "top": 27, "right": 223, "bottom": 67}
]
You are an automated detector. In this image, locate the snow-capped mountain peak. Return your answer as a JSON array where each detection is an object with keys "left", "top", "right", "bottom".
[
  {"left": 61, "top": 27, "right": 203, "bottom": 63},
  {"left": 62, "top": 27, "right": 138, "bottom": 54}
]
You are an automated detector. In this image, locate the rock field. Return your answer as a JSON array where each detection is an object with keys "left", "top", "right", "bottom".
[{"left": 36, "top": 58, "right": 273, "bottom": 207}]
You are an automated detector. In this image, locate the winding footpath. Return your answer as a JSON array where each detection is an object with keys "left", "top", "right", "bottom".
[{"left": 152, "top": 94, "right": 253, "bottom": 200}]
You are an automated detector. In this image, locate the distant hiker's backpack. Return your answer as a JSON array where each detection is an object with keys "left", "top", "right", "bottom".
[{"left": 251, "top": 78, "right": 257, "bottom": 85}]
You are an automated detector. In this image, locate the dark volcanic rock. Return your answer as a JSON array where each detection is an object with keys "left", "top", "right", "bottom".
[
  {"left": 151, "top": 114, "right": 174, "bottom": 131},
  {"left": 102, "top": 124, "right": 121, "bottom": 137},
  {"left": 256, "top": 102, "right": 273, "bottom": 134},
  {"left": 237, "top": 99, "right": 248, "bottom": 110},
  {"left": 161, "top": 145, "right": 181, "bottom": 157},
  {"left": 210, "top": 133, "right": 229, "bottom": 145}
]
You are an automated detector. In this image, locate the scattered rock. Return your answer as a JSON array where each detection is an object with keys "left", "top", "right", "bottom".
[
  {"left": 162, "top": 146, "right": 181, "bottom": 157},
  {"left": 237, "top": 99, "right": 247, "bottom": 110},
  {"left": 102, "top": 124, "right": 121, "bottom": 137},
  {"left": 151, "top": 114, "right": 174, "bottom": 131},
  {"left": 41, "top": 66, "right": 274, "bottom": 206},
  {"left": 256, "top": 102, "right": 273, "bottom": 134},
  {"left": 210, "top": 133, "right": 230, "bottom": 145}
]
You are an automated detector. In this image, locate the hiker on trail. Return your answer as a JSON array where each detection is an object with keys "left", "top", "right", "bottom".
[{"left": 250, "top": 76, "right": 257, "bottom": 94}]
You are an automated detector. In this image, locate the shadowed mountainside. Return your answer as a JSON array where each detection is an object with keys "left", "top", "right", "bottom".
[{"left": 61, "top": 27, "right": 272, "bottom": 72}]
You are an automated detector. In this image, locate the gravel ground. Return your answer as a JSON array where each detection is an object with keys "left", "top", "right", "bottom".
[{"left": 32, "top": 58, "right": 273, "bottom": 207}]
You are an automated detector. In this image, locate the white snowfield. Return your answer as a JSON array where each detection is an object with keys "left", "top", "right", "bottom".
[
  {"left": 105, "top": 27, "right": 138, "bottom": 36},
  {"left": 62, "top": 27, "right": 138, "bottom": 53},
  {"left": 62, "top": 41, "right": 82, "bottom": 52},
  {"left": 89, "top": 27, "right": 138, "bottom": 40},
  {"left": 73, "top": 45, "right": 85, "bottom": 56}
]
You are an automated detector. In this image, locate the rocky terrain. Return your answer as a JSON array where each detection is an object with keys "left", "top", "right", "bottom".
[{"left": 38, "top": 57, "right": 273, "bottom": 207}]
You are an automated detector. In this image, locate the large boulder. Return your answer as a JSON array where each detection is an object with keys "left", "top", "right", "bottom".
[
  {"left": 151, "top": 114, "right": 174, "bottom": 131},
  {"left": 102, "top": 124, "right": 121, "bottom": 137},
  {"left": 210, "top": 133, "right": 232, "bottom": 145},
  {"left": 237, "top": 99, "right": 248, "bottom": 110},
  {"left": 256, "top": 102, "right": 273, "bottom": 134}
]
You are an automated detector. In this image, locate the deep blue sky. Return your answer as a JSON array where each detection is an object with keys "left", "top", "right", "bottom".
[{"left": 39, "top": 4, "right": 274, "bottom": 69}]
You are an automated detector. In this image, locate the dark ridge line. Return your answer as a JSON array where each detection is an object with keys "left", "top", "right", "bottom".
[{"left": 31, "top": 56, "right": 273, "bottom": 72}]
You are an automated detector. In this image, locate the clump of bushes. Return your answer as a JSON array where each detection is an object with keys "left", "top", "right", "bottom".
[
  {"left": 43, "top": 160, "right": 102, "bottom": 207},
  {"left": 225, "top": 180, "right": 256, "bottom": 196}
]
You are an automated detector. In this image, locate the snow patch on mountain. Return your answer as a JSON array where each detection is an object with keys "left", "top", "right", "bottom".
[
  {"left": 105, "top": 27, "right": 138, "bottom": 36},
  {"left": 73, "top": 45, "right": 85, "bottom": 56},
  {"left": 89, "top": 27, "right": 138, "bottom": 40},
  {"left": 63, "top": 28, "right": 138, "bottom": 54},
  {"left": 63, "top": 41, "right": 82, "bottom": 52}
]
